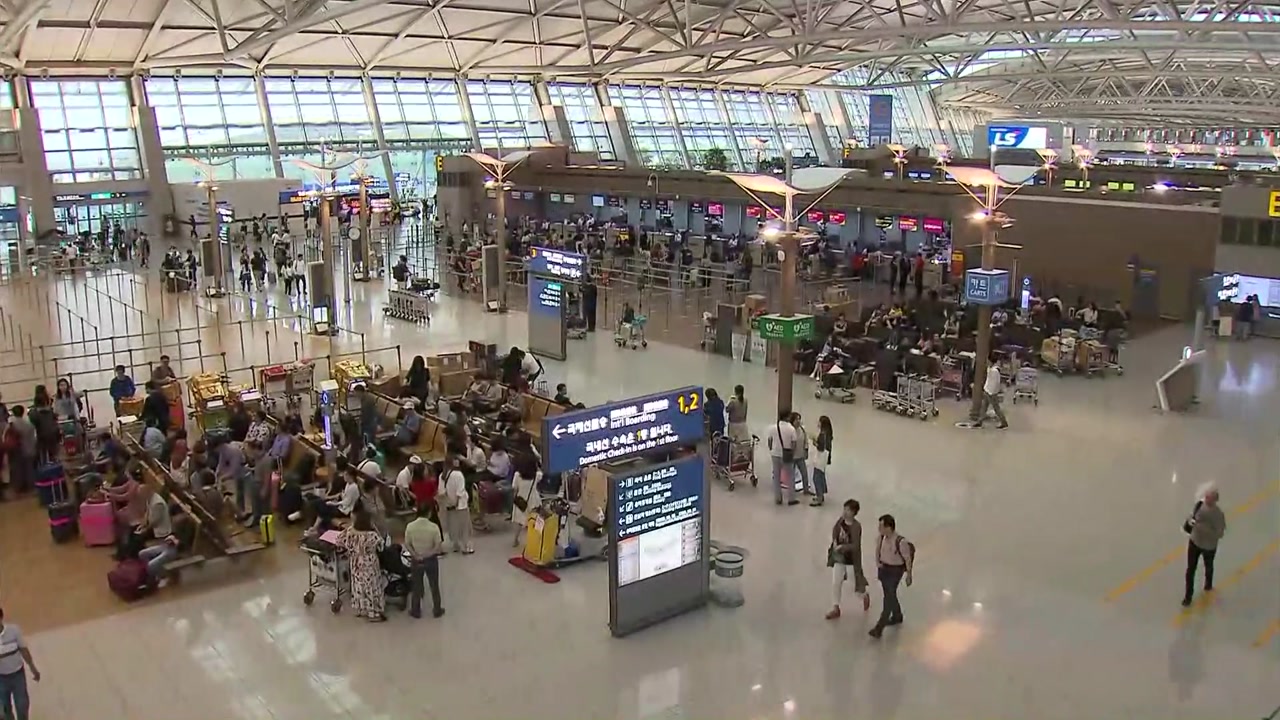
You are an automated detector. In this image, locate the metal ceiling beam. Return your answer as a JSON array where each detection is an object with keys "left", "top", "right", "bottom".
[
  {"left": 0, "top": 0, "right": 50, "bottom": 67},
  {"left": 533, "top": 18, "right": 1280, "bottom": 75}
]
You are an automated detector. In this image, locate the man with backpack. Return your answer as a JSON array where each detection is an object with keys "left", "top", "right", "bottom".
[{"left": 869, "top": 513, "right": 914, "bottom": 639}]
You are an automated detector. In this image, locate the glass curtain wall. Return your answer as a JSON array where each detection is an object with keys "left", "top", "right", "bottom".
[
  {"left": 31, "top": 79, "right": 142, "bottom": 183},
  {"left": 607, "top": 84, "right": 685, "bottom": 167},
  {"left": 144, "top": 76, "right": 275, "bottom": 182},
  {"left": 722, "top": 89, "right": 781, "bottom": 165},
  {"left": 764, "top": 90, "right": 817, "bottom": 158},
  {"left": 831, "top": 68, "right": 951, "bottom": 149},
  {"left": 804, "top": 89, "right": 847, "bottom": 151},
  {"left": 370, "top": 78, "right": 473, "bottom": 204},
  {"left": 668, "top": 87, "right": 735, "bottom": 169},
  {"left": 264, "top": 77, "right": 379, "bottom": 183},
  {"left": 464, "top": 78, "right": 547, "bottom": 152},
  {"left": 545, "top": 82, "right": 614, "bottom": 160}
]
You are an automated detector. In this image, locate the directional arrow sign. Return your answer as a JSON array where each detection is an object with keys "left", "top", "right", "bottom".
[
  {"left": 552, "top": 424, "right": 565, "bottom": 439},
  {"left": 541, "top": 386, "right": 705, "bottom": 475}
]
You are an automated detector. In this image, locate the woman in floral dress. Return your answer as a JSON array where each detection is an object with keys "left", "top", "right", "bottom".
[{"left": 338, "top": 509, "right": 387, "bottom": 622}]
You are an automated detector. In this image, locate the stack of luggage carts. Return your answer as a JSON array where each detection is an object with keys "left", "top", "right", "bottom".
[{"left": 871, "top": 373, "right": 939, "bottom": 421}]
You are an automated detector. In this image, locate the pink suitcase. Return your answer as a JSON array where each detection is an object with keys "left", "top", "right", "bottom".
[{"left": 80, "top": 499, "right": 116, "bottom": 547}]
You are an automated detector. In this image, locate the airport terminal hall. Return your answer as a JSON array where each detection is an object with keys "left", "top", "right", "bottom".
[{"left": 0, "top": 0, "right": 1279, "bottom": 718}]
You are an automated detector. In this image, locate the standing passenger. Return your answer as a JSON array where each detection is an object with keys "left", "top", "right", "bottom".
[
  {"left": 810, "top": 415, "right": 833, "bottom": 507},
  {"left": 726, "top": 385, "right": 749, "bottom": 442},
  {"left": 767, "top": 409, "right": 797, "bottom": 506}
]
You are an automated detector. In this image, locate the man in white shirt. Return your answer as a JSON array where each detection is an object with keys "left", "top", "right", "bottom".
[
  {"left": 0, "top": 606, "right": 41, "bottom": 720},
  {"left": 441, "top": 458, "right": 473, "bottom": 553},
  {"left": 404, "top": 505, "right": 445, "bottom": 619},
  {"left": 767, "top": 409, "right": 799, "bottom": 506},
  {"left": 869, "top": 514, "right": 914, "bottom": 639},
  {"left": 976, "top": 355, "right": 1009, "bottom": 429}
]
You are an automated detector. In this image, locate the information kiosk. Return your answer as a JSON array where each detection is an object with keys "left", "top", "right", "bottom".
[
  {"left": 527, "top": 246, "right": 587, "bottom": 361},
  {"left": 542, "top": 386, "right": 709, "bottom": 638}
]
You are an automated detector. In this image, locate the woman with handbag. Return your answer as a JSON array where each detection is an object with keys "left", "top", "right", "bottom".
[{"left": 826, "top": 499, "right": 870, "bottom": 619}]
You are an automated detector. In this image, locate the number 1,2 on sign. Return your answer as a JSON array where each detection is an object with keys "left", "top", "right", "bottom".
[{"left": 677, "top": 392, "right": 700, "bottom": 414}]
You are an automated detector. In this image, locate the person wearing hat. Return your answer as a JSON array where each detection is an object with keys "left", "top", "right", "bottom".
[
  {"left": 385, "top": 400, "right": 424, "bottom": 456},
  {"left": 397, "top": 455, "right": 438, "bottom": 513}
]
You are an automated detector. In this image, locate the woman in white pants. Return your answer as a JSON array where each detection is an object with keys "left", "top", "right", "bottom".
[
  {"left": 441, "top": 458, "right": 473, "bottom": 554},
  {"left": 826, "top": 499, "right": 870, "bottom": 619}
]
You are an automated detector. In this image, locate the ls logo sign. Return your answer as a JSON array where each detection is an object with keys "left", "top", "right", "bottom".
[{"left": 987, "top": 125, "right": 1048, "bottom": 149}]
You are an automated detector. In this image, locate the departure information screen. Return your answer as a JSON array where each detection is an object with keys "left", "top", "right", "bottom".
[{"left": 614, "top": 456, "right": 703, "bottom": 587}]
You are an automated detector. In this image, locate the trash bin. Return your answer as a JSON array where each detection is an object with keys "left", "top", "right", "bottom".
[{"left": 710, "top": 546, "right": 746, "bottom": 607}]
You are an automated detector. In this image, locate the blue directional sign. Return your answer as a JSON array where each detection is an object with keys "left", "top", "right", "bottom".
[
  {"left": 612, "top": 455, "right": 704, "bottom": 586},
  {"left": 528, "top": 246, "right": 587, "bottom": 282},
  {"left": 964, "top": 268, "right": 1011, "bottom": 306},
  {"left": 542, "top": 387, "right": 706, "bottom": 475}
]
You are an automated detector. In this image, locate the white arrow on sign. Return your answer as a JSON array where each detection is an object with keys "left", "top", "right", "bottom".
[{"left": 552, "top": 424, "right": 565, "bottom": 439}]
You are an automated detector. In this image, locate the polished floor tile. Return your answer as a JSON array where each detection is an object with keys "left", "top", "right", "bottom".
[{"left": 0, "top": 259, "right": 1276, "bottom": 720}]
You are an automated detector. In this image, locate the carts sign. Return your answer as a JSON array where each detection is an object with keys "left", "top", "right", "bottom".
[{"left": 755, "top": 314, "right": 816, "bottom": 342}]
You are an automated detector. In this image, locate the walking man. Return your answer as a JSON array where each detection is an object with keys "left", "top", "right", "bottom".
[
  {"left": 0, "top": 606, "right": 41, "bottom": 720},
  {"left": 975, "top": 354, "right": 1009, "bottom": 429},
  {"left": 869, "top": 514, "right": 913, "bottom": 639},
  {"left": 1182, "top": 487, "right": 1226, "bottom": 607},
  {"left": 404, "top": 505, "right": 446, "bottom": 619}
]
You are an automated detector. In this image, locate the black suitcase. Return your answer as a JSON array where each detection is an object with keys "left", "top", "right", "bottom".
[{"left": 49, "top": 500, "right": 78, "bottom": 543}]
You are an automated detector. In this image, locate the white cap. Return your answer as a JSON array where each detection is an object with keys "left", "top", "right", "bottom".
[{"left": 409, "top": 455, "right": 423, "bottom": 465}]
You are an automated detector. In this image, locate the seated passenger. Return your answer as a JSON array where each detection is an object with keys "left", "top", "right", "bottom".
[
  {"left": 483, "top": 437, "right": 513, "bottom": 485},
  {"left": 386, "top": 401, "right": 424, "bottom": 455},
  {"left": 306, "top": 459, "right": 361, "bottom": 533},
  {"left": 832, "top": 313, "right": 849, "bottom": 337},
  {"left": 1079, "top": 302, "right": 1099, "bottom": 327},
  {"left": 621, "top": 302, "right": 636, "bottom": 325},
  {"left": 497, "top": 391, "right": 525, "bottom": 426},
  {"left": 137, "top": 484, "right": 179, "bottom": 583},
  {"left": 141, "top": 417, "right": 166, "bottom": 459},
  {"left": 553, "top": 383, "right": 572, "bottom": 406},
  {"left": 356, "top": 445, "right": 383, "bottom": 481}
]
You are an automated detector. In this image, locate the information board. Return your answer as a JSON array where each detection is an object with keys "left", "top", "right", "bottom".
[
  {"left": 527, "top": 275, "right": 566, "bottom": 360},
  {"left": 541, "top": 387, "right": 705, "bottom": 475},
  {"left": 528, "top": 246, "right": 587, "bottom": 282},
  {"left": 609, "top": 455, "right": 710, "bottom": 637},
  {"left": 987, "top": 125, "right": 1049, "bottom": 149}
]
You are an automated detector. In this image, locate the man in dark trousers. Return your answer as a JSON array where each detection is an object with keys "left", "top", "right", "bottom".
[
  {"left": 869, "top": 513, "right": 914, "bottom": 639},
  {"left": 582, "top": 276, "right": 599, "bottom": 332},
  {"left": 897, "top": 254, "right": 910, "bottom": 297}
]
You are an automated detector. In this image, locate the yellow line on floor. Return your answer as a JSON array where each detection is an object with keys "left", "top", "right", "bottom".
[
  {"left": 1173, "top": 538, "right": 1280, "bottom": 627},
  {"left": 1253, "top": 619, "right": 1280, "bottom": 648},
  {"left": 1104, "top": 481, "right": 1280, "bottom": 603}
]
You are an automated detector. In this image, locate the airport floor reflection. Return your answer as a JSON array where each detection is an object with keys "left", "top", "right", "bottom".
[{"left": 6, "top": 269, "right": 1280, "bottom": 720}]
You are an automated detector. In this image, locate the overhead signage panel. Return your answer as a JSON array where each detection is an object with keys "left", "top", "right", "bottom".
[{"left": 541, "top": 386, "right": 705, "bottom": 475}]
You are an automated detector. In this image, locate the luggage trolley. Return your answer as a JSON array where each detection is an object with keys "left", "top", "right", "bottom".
[
  {"left": 938, "top": 356, "right": 965, "bottom": 400},
  {"left": 1011, "top": 365, "right": 1039, "bottom": 405},
  {"left": 711, "top": 433, "right": 758, "bottom": 491},
  {"left": 301, "top": 533, "right": 351, "bottom": 613}
]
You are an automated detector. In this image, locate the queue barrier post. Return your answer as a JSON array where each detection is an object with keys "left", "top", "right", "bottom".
[
  {"left": 220, "top": 352, "right": 228, "bottom": 374},
  {"left": 360, "top": 332, "right": 366, "bottom": 363},
  {"left": 198, "top": 339, "right": 205, "bottom": 372},
  {"left": 53, "top": 357, "right": 59, "bottom": 382},
  {"left": 294, "top": 341, "right": 300, "bottom": 362},
  {"left": 395, "top": 345, "right": 402, "bottom": 375},
  {"left": 238, "top": 321, "right": 245, "bottom": 360},
  {"left": 266, "top": 331, "right": 272, "bottom": 364},
  {"left": 38, "top": 345, "right": 46, "bottom": 386}
]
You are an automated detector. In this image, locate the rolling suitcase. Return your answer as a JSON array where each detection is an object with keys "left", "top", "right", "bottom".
[
  {"left": 80, "top": 498, "right": 116, "bottom": 547},
  {"left": 108, "top": 558, "right": 152, "bottom": 602},
  {"left": 48, "top": 499, "right": 78, "bottom": 543},
  {"left": 35, "top": 462, "right": 67, "bottom": 508}
]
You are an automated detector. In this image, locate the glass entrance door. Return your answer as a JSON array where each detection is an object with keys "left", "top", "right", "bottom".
[{"left": 53, "top": 201, "right": 147, "bottom": 236}]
